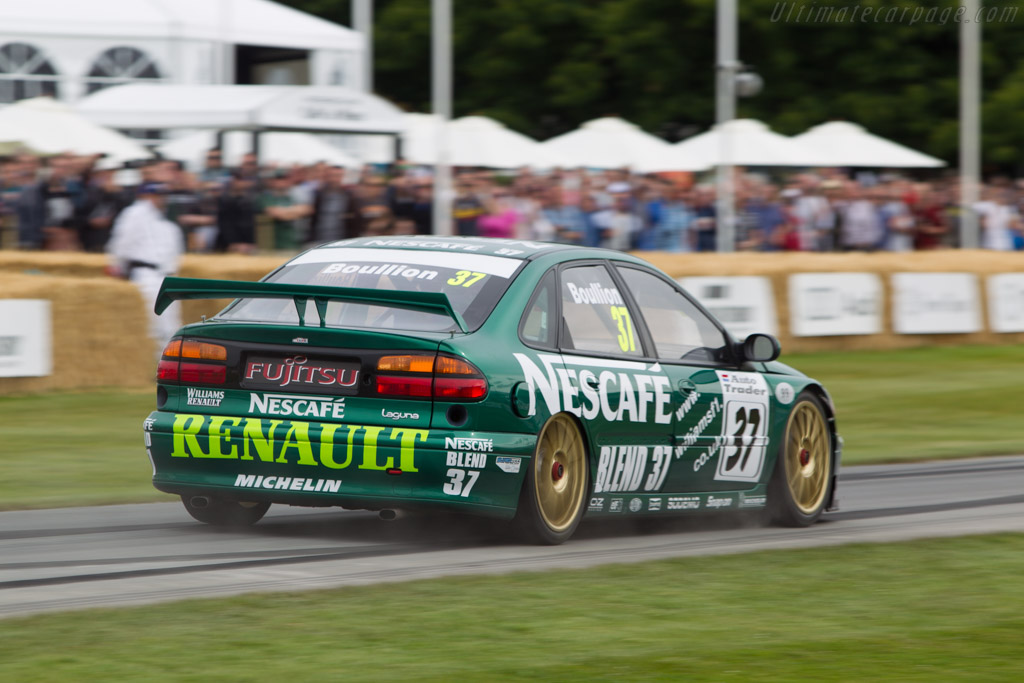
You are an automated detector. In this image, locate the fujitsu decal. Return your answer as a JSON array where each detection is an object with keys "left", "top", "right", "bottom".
[{"left": 244, "top": 356, "right": 359, "bottom": 389}]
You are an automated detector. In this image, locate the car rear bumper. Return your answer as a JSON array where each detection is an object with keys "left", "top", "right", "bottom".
[{"left": 143, "top": 411, "right": 536, "bottom": 519}]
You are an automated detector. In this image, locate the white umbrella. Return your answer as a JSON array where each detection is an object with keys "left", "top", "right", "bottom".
[
  {"left": 157, "top": 130, "right": 359, "bottom": 172},
  {"left": 402, "top": 114, "right": 566, "bottom": 168},
  {"left": 665, "top": 118, "right": 825, "bottom": 168},
  {"left": 0, "top": 97, "right": 150, "bottom": 165},
  {"left": 541, "top": 116, "right": 691, "bottom": 170},
  {"left": 794, "top": 121, "right": 946, "bottom": 168}
]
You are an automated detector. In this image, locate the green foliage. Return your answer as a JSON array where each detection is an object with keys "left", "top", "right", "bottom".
[
  {"left": 279, "top": 0, "right": 1024, "bottom": 168},
  {"left": 4, "top": 534, "right": 1024, "bottom": 680}
]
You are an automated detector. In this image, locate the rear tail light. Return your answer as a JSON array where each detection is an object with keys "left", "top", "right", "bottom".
[
  {"left": 158, "top": 338, "right": 227, "bottom": 385},
  {"left": 375, "top": 354, "right": 487, "bottom": 401}
]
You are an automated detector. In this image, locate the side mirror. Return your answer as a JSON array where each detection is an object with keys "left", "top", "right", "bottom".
[{"left": 742, "top": 333, "right": 781, "bottom": 363}]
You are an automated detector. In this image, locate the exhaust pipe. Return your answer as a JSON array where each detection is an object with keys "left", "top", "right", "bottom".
[
  {"left": 189, "top": 496, "right": 210, "bottom": 509},
  {"left": 378, "top": 509, "right": 399, "bottom": 521}
]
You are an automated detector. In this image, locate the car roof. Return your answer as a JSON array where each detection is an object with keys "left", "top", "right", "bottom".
[{"left": 317, "top": 236, "right": 652, "bottom": 268}]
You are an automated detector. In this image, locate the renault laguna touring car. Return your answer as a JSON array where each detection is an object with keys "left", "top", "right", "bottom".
[{"left": 145, "top": 236, "right": 840, "bottom": 544}]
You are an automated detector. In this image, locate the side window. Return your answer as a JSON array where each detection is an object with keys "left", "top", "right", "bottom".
[
  {"left": 520, "top": 270, "right": 556, "bottom": 348},
  {"left": 617, "top": 267, "right": 728, "bottom": 363},
  {"left": 560, "top": 264, "right": 643, "bottom": 357}
]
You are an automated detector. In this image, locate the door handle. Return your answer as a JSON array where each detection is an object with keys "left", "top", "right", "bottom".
[{"left": 677, "top": 379, "right": 696, "bottom": 393}]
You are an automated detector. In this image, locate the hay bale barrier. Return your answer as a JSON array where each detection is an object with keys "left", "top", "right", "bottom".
[
  {"left": 2, "top": 249, "right": 1024, "bottom": 394},
  {"left": 0, "top": 274, "right": 154, "bottom": 395}
]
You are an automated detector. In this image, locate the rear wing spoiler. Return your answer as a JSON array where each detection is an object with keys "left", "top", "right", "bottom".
[{"left": 154, "top": 277, "right": 468, "bottom": 333}]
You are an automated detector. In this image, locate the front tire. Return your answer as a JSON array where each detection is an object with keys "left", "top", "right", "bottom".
[
  {"left": 181, "top": 495, "right": 271, "bottom": 527},
  {"left": 514, "top": 414, "right": 589, "bottom": 544},
  {"left": 767, "top": 393, "right": 832, "bottom": 527}
]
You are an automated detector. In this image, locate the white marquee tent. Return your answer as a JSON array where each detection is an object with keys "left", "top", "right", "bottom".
[
  {"left": 794, "top": 121, "right": 946, "bottom": 168},
  {"left": 158, "top": 131, "right": 359, "bottom": 171},
  {"left": 401, "top": 114, "right": 567, "bottom": 168},
  {"left": 76, "top": 84, "right": 405, "bottom": 135},
  {"left": 0, "top": 97, "right": 150, "bottom": 165},
  {"left": 659, "top": 119, "right": 825, "bottom": 169},
  {"left": 541, "top": 117, "right": 698, "bottom": 170}
]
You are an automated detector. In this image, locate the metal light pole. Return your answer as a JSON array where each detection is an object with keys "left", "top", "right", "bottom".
[
  {"left": 352, "top": 0, "right": 373, "bottom": 93},
  {"left": 431, "top": 0, "right": 453, "bottom": 236},
  {"left": 715, "top": 0, "right": 738, "bottom": 253},
  {"left": 960, "top": 0, "right": 981, "bottom": 249}
]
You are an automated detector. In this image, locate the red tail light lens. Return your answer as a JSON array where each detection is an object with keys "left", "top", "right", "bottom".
[
  {"left": 157, "top": 359, "right": 180, "bottom": 381},
  {"left": 433, "top": 377, "right": 488, "bottom": 400},
  {"left": 179, "top": 362, "right": 226, "bottom": 385},
  {"left": 157, "top": 338, "right": 227, "bottom": 385},
  {"left": 374, "top": 354, "right": 487, "bottom": 401},
  {"left": 376, "top": 375, "right": 432, "bottom": 397}
]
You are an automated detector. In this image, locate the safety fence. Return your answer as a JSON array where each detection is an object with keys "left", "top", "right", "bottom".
[{"left": 2, "top": 249, "right": 1024, "bottom": 394}]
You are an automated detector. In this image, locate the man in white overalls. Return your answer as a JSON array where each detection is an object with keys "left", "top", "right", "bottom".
[{"left": 106, "top": 183, "right": 185, "bottom": 358}]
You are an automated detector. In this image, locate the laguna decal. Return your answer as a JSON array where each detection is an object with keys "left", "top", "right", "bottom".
[
  {"left": 249, "top": 393, "right": 346, "bottom": 420},
  {"left": 513, "top": 353, "right": 671, "bottom": 424},
  {"left": 170, "top": 414, "right": 427, "bottom": 472},
  {"left": 628, "top": 497, "right": 643, "bottom": 512}
]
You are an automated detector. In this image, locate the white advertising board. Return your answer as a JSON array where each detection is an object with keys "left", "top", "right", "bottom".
[
  {"left": 788, "top": 273, "right": 883, "bottom": 337},
  {"left": 0, "top": 300, "right": 52, "bottom": 378},
  {"left": 987, "top": 273, "right": 1024, "bottom": 333},
  {"left": 891, "top": 273, "right": 981, "bottom": 334},
  {"left": 679, "top": 276, "right": 777, "bottom": 339}
]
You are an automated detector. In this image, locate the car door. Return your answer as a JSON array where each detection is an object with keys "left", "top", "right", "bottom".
[
  {"left": 614, "top": 265, "right": 771, "bottom": 496},
  {"left": 555, "top": 262, "right": 676, "bottom": 511}
]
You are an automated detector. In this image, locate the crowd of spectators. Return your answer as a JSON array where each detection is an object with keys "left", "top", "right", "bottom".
[{"left": 2, "top": 149, "right": 1023, "bottom": 254}]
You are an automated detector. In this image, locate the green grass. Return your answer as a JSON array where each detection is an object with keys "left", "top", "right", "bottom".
[
  {"left": 787, "top": 345, "right": 1024, "bottom": 464},
  {"left": 2, "top": 533, "right": 1023, "bottom": 681},
  {"left": 1, "top": 345, "right": 1022, "bottom": 508},
  {"left": 0, "top": 389, "right": 160, "bottom": 509}
]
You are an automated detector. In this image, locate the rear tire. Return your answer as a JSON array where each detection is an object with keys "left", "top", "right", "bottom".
[
  {"left": 514, "top": 414, "right": 588, "bottom": 545},
  {"left": 181, "top": 495, "right": 271, "bottom": 527},
  {"left": 767, "top": 393, "right": 832, "bottom": 527}
]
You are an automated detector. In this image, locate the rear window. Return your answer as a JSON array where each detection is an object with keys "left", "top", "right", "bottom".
[{"left": 218, "top": 248, "right": 523, "bottom": 333}]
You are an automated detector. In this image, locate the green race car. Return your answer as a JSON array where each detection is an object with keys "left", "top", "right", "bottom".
[{"left": 145, "top": 236, "right": 840, "bottom": 544}]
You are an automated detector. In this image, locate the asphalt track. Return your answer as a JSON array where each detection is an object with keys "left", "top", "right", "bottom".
[{"left": 3, "top": 455, "right": 1024, "bottom": 619}]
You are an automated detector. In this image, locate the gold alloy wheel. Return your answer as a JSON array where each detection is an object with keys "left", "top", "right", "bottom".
[
  {"left": 784, "top": 401, "right": 831, "bottom": 514},
  {"left": 534, "top": 414, "right": 587, "bottom": 532}
]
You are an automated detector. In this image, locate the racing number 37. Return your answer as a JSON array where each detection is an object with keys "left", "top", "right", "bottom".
[
  {"left": 718, "top": 402, "right": 767, "bottom": 481},
  {"left": 610, "top": 306, "right": 636, "bottom": 353}
]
